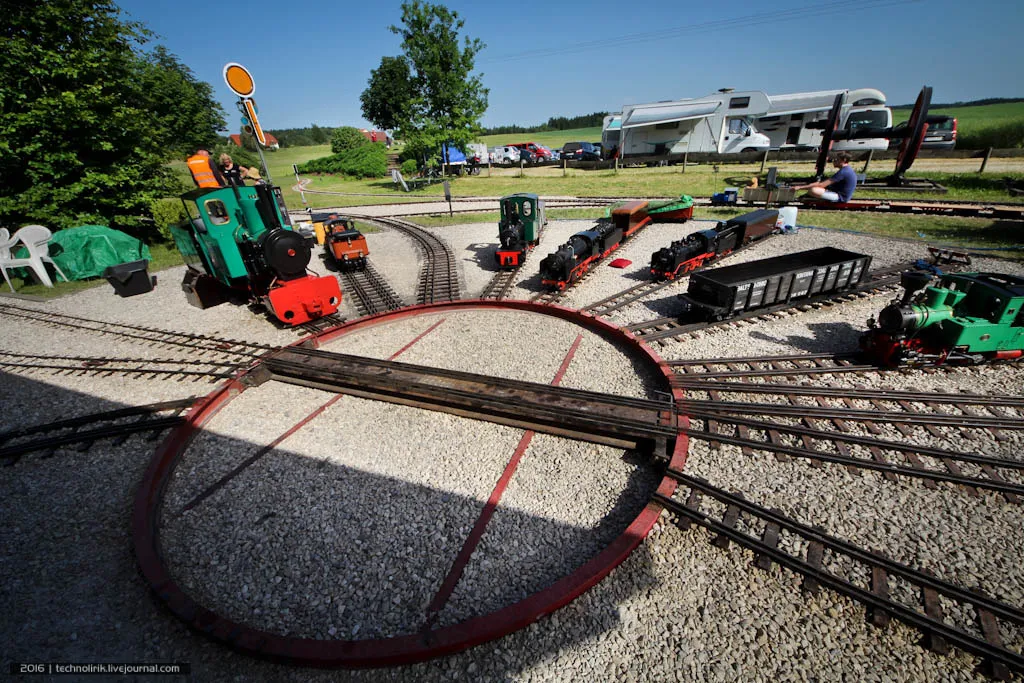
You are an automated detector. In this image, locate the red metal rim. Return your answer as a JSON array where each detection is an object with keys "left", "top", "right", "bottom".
[
  {"left": 133, "top": 300, "right": 689, "bottom": 667},
  {"left": 896, "top": 86, "right": 933, "bottom": 174}
]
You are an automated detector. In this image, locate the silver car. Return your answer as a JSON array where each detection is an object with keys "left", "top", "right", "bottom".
[{"left": 489, "top": 145, "right": 520, "bottom": 164}]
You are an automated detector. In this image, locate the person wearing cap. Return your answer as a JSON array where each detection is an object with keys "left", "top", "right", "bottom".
[
  {"left": 186, "top": 150, "right": 226, "bottom": 189},
  {"left": 218, "top": 153, "right": 251, "bottom": 187},
  {"left": 793, "top": 151, "right": 857, "bottom": 202}
]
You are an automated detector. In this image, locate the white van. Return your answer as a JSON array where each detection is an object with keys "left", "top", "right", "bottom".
[{"left": 489, "top": 145, "right": 520, "bottom": 164}]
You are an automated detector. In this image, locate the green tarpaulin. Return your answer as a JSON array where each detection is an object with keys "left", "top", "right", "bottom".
[{"left": 38, "top": 225, "right": 152, "bottom": 281}]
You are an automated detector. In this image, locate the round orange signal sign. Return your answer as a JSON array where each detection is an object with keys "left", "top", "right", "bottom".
[{"left": 223, "top": 63, "right": 255, "bottom": 97}]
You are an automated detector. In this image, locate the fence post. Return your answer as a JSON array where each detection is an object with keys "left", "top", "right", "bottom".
[
  {"left": 682, "top": 151, "right": 687, "bottom": 174},
  {"left": 519, "top": 159, "right": 524, "bottom": 178},
  {"left": 487, "top": 160, "right": 491, "bottom": 178},
  {"left": 863, "top": 149, "right": 873, "bottom": 175},
  {"left": 614, "top": 157, "right": 619, "bottom": 174},
  {"left": 980, "top": 147, "right": 993, "bottom": 173},
  {"left": 760, "top": 148, "right": 769, "bottom": 174},
  {"left": 563, "top": 157, "right": 567, "bottom": 177}
]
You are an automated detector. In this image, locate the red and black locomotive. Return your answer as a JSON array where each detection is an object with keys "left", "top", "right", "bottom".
[{"left": 650, "top": 209, "right": 779, "bottom": 280}]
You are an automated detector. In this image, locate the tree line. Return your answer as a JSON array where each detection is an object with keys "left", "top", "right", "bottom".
[{"left": 481, "top": 112, "right": 610, "bottom": 136}]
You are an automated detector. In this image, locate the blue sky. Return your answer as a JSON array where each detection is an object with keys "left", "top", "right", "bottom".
[{"left": 117, "top": 0, "right": 1023, "bottom": 133}]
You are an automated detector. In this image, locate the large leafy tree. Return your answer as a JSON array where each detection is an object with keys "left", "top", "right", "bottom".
[
  {"left": 137, "top": 46, "right": 226, "bottom": 158},
  {"left": 385, "top": 1, "right": 488, "bottom": 163},
  {"left": 360, "top": 56, "right": 413, "bottom": 133},
  {"left": 0, "top": 1, "right": 223, "bottom": 231}
]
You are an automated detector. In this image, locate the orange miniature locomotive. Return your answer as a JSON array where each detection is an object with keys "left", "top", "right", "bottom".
[{"left": 324, "top": 218, "right": 369, "bottom": 270}]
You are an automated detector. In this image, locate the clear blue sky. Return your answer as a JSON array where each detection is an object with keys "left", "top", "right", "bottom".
[{"left": 116, "top": 0, "right": 1023, "bottom": 133}]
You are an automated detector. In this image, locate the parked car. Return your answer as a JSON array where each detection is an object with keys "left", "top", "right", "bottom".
[
  {"left": 510, "top": 142, "right": 552, "bottom": 162},
  {"left": 889, "top": 117, "right": 957, "bottom": 151},
  {"left": 489, "top": 145, "right": 520, "bottom": 163},
  {"left": 591, "top": 142, "right": 604, "bottom": 158},
  {"left": 922, "top": 117, "right": 957, "bottom": 150},
  {"left": 561, "top": 141, "right": 601, "bottom": 161}
]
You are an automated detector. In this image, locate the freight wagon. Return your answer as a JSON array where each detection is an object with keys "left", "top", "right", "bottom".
[{"left": 679, "top": 247, "right": 871, "bottom": 319}]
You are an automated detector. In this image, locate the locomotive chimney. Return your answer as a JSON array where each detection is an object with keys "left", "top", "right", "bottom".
[{"left": 899, "top": 271, "right": 932, "bottom": 305}]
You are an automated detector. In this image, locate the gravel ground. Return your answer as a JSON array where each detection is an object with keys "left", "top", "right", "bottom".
[{"left": 1, "top": 215, "right": 1022, "bottom": 682}]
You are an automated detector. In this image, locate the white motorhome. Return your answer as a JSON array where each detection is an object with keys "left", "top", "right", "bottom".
[
  {"left": 755, "top": 88, "right": 892, "bottom": 152},
  {"left": 605, "top": 90, "right": 772, "bottom": 157}
]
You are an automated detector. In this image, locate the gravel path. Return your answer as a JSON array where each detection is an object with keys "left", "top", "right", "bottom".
[{"left": 1, "top": 216, "right": 1022, "bottom": 682}]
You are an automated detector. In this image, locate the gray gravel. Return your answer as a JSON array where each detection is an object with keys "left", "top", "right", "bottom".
[{"left": 1, "top": 215, "right": 1021, "bottom": 682}]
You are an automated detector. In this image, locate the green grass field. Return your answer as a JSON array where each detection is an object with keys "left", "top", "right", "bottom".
[
  {"left": 478, "top": 127, "right": 603, "bottom": 150},
  {"left": 892, "top": 101, "right": 1024, "bottom": 132}
]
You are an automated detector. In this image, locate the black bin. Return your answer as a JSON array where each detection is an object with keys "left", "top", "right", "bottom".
[{"left": 103, "top": 259, "right": 156, "bottom": 297}]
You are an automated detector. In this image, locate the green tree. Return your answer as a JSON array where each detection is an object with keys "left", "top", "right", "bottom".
[
  {"left": 0, "top": 1, "right": 201, "bottom": 230},
  {"left": 331, "top": 126, "right": 370, "bottom": 154},
  {"left": 388, "top": 1, "right": 488, "bottom": 164},
  {"left": 360, "top": 56, "right": 413, "bottom": 132},
  {"left": 137, "top": 46, "right": 226, "bottom": 158}
]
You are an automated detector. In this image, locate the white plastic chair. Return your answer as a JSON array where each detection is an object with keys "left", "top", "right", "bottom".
[
  {"left": 0, "top": 225, "right": 69, "bottom": 291},
  {"left": 0, "top": 228, "right": 21, "bottom": 292}
]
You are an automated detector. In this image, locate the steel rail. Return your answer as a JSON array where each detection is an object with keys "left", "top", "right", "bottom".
[
  {"left": 680, "top": 425, "right": 1024, "bottom": 496},
  {"left": 672, "top": 378, "right": 1024, "bottom": 407},
  {"left": 684, "top": 411, "right": 1024, "bottom": 471},
  {"left": 654, "top": 473, "right": 1024, "bottom": 676},
  {"left": 679, "top": 399, "right": 1024, "bottom": 429},
  {"left": 0, "top": 303, "right": 272, "bottom": 355}
]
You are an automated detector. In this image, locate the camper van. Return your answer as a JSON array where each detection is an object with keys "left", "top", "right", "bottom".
[
  {"left": 755, "top": 88, "right": 892, "bottom": 152},
  {"left": 606, "top": 90, "right": 773, "bottom": 158}
]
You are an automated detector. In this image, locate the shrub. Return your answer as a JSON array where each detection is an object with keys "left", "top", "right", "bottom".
[
  {"left": 297, "top": 143, "right": 388, "bottom": 179},
  {"left": 150, "top": 198, "right": 187, "bottom": 241},
  {"left": 957, "top": 121, "right": 1024, "bottom": 149},
  {"left": 331, "top": 126, "right": 370, "bottom": 154},
  {"left": 401, "top": 158, "right": 419, "bottom": 176}
]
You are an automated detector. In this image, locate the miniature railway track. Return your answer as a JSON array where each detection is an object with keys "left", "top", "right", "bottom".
[
  {"left": 0, "top": 303, "right": 274, "bottom": 358},
  {"left": 337, "top": 262, "right": 406, "bottom": 316},
  {"left": 654, "top": 473, "right": 1024, "bottom": 679},
  {"left": 358, "top": 216, "right": 460, "bottom": 304},
  {"left": 296, "top": 313, "right": 346, "bottom": 336},
  {"left": 0, "top": 351, "right": 242, "bottom": 382},
  {"left": 0, "top": 304, "right": 276, "bottom": 380},
  {"left": 669, "top": 351, "right": 1024, "bottom": 500},
  {"left": 0, "top": 399, "right": 196, "bottom": 465},
  {"left": 624, "top": 261, "right": 928, "bottom": 344},
  {"left": 582, "top": 279, "right": 674, "bottom": 316},
  {"left": 479, "top": 268, "right": 519, "bottom": 301},
  {"left": 257, "top": 345, "right": 676, "bottom": 452},
  {"left": 480, "top": 221, "right": 550, "bottom": 301}
]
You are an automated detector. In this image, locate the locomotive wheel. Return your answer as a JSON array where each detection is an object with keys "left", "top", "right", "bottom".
[
  {"left": 814, "top": 93, "right": 845, "bottom": 179},
  {"left": 895, "top": 86, "right": 933, "bottom": 175}
]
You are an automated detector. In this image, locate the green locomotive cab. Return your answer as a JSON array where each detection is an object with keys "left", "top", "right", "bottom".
[
  {"left": 865, "top": 271, "right": 1024, "bottom": 365},
  {"left": 170, "top": 183, "right": 341, "bottom": 325},
  {"left": 499, "top": 193, "right": 545, "bottom": 245}
]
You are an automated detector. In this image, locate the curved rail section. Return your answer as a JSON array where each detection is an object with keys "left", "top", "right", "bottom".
[
  {"left": 133, "top": 300, "right": 688, "bottom": 667},
  {"left": 355, "top": 216, "right": 461, "bottom": 304}
]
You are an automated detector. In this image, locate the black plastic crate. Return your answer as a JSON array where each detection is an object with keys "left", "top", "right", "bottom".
[{"left": 104, "top": 259, "right": 156, "bottom": 297}]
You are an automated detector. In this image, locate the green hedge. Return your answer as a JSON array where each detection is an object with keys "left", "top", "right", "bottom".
[
  {"left": 401, "top": 158, "right": 418, "bottom": 176},
  {"left": 298, "top": 143, "right": 388, "bottom": 178},
  {"left": 958, "top": 121, "right": 1024, "bottom": 149},
  {"left": 149, "top": 198, "right": 187, "bottom": 241}
]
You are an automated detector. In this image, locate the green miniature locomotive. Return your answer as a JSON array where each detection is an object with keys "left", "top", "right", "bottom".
[{"left": 862, "top": 271, "right": 1024, "bottom": 366}]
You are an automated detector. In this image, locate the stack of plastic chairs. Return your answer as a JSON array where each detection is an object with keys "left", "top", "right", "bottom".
[{"left": 0, "top": 225, "right": 69, "bottom": 291}]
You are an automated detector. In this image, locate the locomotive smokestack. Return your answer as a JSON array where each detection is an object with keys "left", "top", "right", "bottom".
[{"left": 899, "top": 271, "right": 932, "bottom": 305}]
